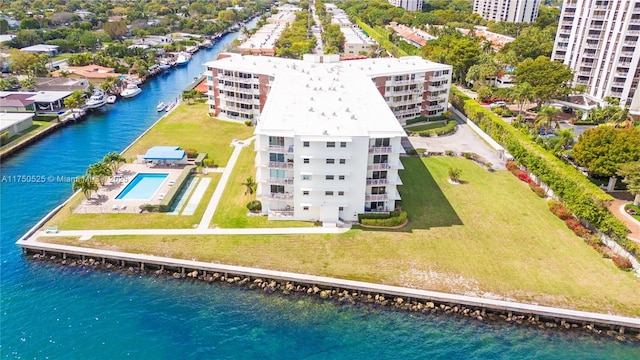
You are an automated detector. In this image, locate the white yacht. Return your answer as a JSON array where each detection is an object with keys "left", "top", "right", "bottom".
[
  {"left": 85, "top": 91, "right": 107, "bottom": 109},
  {"left": 157, "top": 102, "right": 167, "bottom": 111},
  {"left": 106, "top": 95, "right": 116, "bottom": 104},
  {"left": 175, "top": 52, "right": 191, "bottom": 66},
  {"left": 120, "top": 83, "right": 142, "bottom": 98}
]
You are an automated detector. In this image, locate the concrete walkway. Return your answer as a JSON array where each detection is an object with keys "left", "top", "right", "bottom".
[
  {"left": 181, "top": 178, "right": 210, "bottom": 216},
  {"left": 197, "top": 137, "right": 254, "bottom": 229}
]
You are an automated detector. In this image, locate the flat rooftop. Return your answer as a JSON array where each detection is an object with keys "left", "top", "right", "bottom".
[
  {"left": 341, "top": 27, "right": 376, "bottom": 46},
  {"left": 0, "top": 91, "right": 72, "bottom": 103},
  {"left": 0, "top": 112, "right": 34, "bottom": 132}
]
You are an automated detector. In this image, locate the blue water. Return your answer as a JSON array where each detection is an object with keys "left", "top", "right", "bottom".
[
  {"left": 1, "top": 20, "right": 639, "bottom": 358},
  {"left": 116, "top": 173, "right": 168, "bottom": 200}
]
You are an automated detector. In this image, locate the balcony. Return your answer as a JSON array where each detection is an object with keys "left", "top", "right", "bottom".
[
  {"left": 425, "top": 104, "right": 445, "bottom": 111},
  {"left": 369, "top": 146, "right": 393, "bottom": 154},
  {"left": 270, "top": 193, "right": 294, "bottom": 199},
  {"left": 612, "top": 81, "right": 626, "bottom": 87},
  {"left": 269, "top": 177, "right": 294, "bottom": 185},
  {"left": 390, "top": 99, "right": 421, "bottom": 107},
  {"left": 426, "top": 95, "right": 444, "bottom": 101},
  {"left": 621, "top": 51, "right": 635, "bottom": 57},
  {"left": 630, "top": 18, "right": 640, "bottom": 24},
  {"left": 389, "top": 78, "right": 421, "bottom": 86},
  {"left": 365, "top": 194, "right": 388, "bottom": 201},
  {"left": 427, "top": 84, "right": 446, "bottom": 91},
  {"left": 582, "top": 52, "right": 597, "bottom": 58},
  {"left": 387, "top": 88, "right": 422, "bottom": 96},
  {"left": 594, "top": 5, "right": 610, "bottom": 10},
  {"left": 268, "top": 161, "right": 293, "bottom": 169},
  {"left": 394, "top": 108, "right": 421, "bottom": 117},
  {"left": 577, "top": 70, "right": 592, "bottom": 77},
  {"left": 429, "top": 74, "right": 449, "bottom": 81},
  {"left": 269, "top": 209, "right": 294, "bottom": 218},
  {"left": 218, "top": 84, "right": 256, "bottom": 94},
  {"left": 618, "top": 61, "right": 632, "bottom": 68},
  {"left": 268, "top": 145, "right": 294, "bottom": 153},
  {"left": 366, "top": 178, "right": 389, "bottom": 185},
  {"left": 627, "top": 30, "right": 640, "bottom": 35}
]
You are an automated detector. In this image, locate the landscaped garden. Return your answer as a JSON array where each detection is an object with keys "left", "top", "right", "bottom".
[{"left": 42, "top": 156, "right": 640, "bottom": 316}]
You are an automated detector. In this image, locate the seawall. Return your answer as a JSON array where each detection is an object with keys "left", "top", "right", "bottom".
[{"left": 16, "top": 239, "right": 640, "bottom": 340}]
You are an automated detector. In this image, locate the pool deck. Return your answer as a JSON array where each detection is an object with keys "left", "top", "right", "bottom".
[{"left": 72, "top": 163, "right": 187, "bottom": 214}]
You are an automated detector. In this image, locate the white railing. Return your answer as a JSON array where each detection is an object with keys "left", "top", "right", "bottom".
[
  {"left": 270, "top": 193, "right": 293, "bottom": 199},
  {"left": 365, "top": 194, "right": 388, "bottom": 201},
  {"left": 366, "top": 178, "right": 388, "bottom": 185},
  {"left": 269, "top": 210, "right": 294, "bottom": 217},
  {"left": 425, "top": 105, "right": 445, "bottom": 111},
  {"left": 267, "top": 145, "right": 293, "bottom": 153},
  {"left": 269, "top": 177, "right": 294, "bottom": 185},
  {"left": 368, "top": 163, "right": 391, "bottom": 170},
  {"left": 268, "top": 161, "right": 294, "bottom": 169},
  {"left": 428, "top": 85, "right": 446, "bottom": 91},
  {"left": 369, "top": 146, "right": 393, "bottom": 154}
]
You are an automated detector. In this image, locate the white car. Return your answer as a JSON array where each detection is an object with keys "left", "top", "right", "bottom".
[{"left": 490, "top": 101, "right": 507, "bottom": 108}]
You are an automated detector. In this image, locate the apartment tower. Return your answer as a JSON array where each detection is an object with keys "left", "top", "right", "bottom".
[
  {"left": 551, "top": 0, "right": 640, "bottom": 115},
  {"left": 473, "top": 0, "right": 541, "bottom": 23}
]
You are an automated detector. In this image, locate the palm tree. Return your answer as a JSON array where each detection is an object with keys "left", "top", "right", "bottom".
[
  {"left": 546, "top": 128, "right": 575, "bottom": 157},
  {"left": 535, "top": 106, "right": 560, "bottom": 132},
  {"left": 103, "top": 152, "right": 126, "bottom": 173},
  {"left": 88, "top": 162, "right": 113, "bottom": 186},
  {"left": 72, "top": 175, "right": 99, "bottom": 199},
  {"left": 512, "top": 82, "right": 534, "bottom": 114},
  {"left": 20, "top": 77, "right": 37, "bottom": 91},
  {"left": 241, "top": 176, "right": 257, "bottom": 198},
  {"left": 64, "top": 90, "right": 85, "bottom": 109}
]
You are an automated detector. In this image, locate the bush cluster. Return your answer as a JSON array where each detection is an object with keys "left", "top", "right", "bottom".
[
  {"left": 358, "top": 211, "right": 407, "bottom": 227},
  {"left": 612, "top": 255, "right": 633, "bottom": 271},
  {"left": 246, "top": 200, "right": 262, "bottom": 212},
  {"left": 450, "top": 87, "right": 636, "bottom": 258},
  {"left": 413, "top": 121, "right": 457, "bottom": 137}
]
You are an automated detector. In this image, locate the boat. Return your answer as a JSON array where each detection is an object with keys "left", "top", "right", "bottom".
[
  {"left": 175, "top": 52, "right": 191, "bottom": 66},
  {"left": 85, "top": 90, "right": 107, "bottom": 109},
  {"left": 106, "top": 95, "right": 116, "bottom": 104},
  {"left": 120, "top": 83, "right": 142, "bottom": 98},
  {"left": 157, "top": 102, "right": 167, "bottom": 111},
  {"left": 165, "top": 101, "right": 176, "bottom": 112},
  {"left": 158, "top": 63, "right": 171, "bottom": 71},
  {"left": 125, "top": 77, "right": 143, "bottom": 86}
]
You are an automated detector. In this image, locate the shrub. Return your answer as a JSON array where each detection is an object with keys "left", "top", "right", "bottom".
[
  {"left": 529, "top": 182, "right": 546, "bottom": 197},
  {"left": 244, "top": 120, "right": 253, "bottom": 126},
  {"left": 406, "top": 149, "right": 417, "bottom": 155},
  {"left": 416, "top": 148, "right": 427, "bottom": 156},
  {"left": 463, "top": 152, "right": 473, "bottom": 159},
  {"left": 203, "top": 158, "right": 215, "bottom": 167},
  {"left": 0, "top": 131, "right": 9, "bottom": 146},
  {"left": 184, "top": 148, "right": 198, "bottom": 158},
  {"left": 612, "top": 255, "right": 633, "bottom": 271},
  {"left": 360, "top": 211, "right": 407, "bottom": 227},
  {"left": 246, "top": 200, "right": 262, "bottom": 212},
  {"left": 501, "top": 108, "right": 513, "bottom": 117},
  {"left": 448, "top": 167, "right": 462, "bottom": 182},
  {"left": 445, "top": 150, "right": 455, "bottom": 156},
  {"left": 548, "top": 200, "right": 572, "bottom": 220},
  {"left": 517, "top": 172, "right": 532, "bottom": 183},
  {"left": 492, "top": 107, "right": 503, "bottom": 116}
]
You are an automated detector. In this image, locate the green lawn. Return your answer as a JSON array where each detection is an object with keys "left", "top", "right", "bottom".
[
  {"left": 122, "top": 103, "right": 255, "bottom": 167},
  {"left": 403, "top": 121, "right": 447, "bottom": 132},
  {"left": 46, "top": 173, "right": 221, "bottom": 229},
  {"left": 43, "top": 157, "right": 640, "bottom": 316},
  {"left": 210, "top": 146, "right": 313, "bottom": 228},
  {"left": 0, "top": 121, "right": 57, "bottom": 151}
]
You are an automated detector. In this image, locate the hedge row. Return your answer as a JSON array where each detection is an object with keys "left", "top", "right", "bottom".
[
  {"left": 405, "top": 114, "right": 448, "bottom": 125},
  {"left": 158, "top": 165, "right": 196, "bottom": 212},
  {"left": 450, "top": 87, "right": 637, "bottom": 258},
  {"left": 359, "top": 211, "right": 407, "bottom": 227},
  {"left": 34, "top": 114, "right": 59, "bottom": 122},
  {"left": 409, "top": 120, "right": 457, "bottom": 137},
  {"left": 354, "top": 18, "right": 409, "bottom": 58}
]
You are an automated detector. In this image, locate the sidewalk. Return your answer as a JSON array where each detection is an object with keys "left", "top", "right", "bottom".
[{"left": 608, "top": 200, "right": 640, "bottom": 244}]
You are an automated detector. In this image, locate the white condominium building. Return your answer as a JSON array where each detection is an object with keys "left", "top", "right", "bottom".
[
  {"left": 388, "top": 0, "right": 423, "bottom": 12},
  {"left": 551, "top": 0, "right": 640, "bottom": 115},
  {"left": 473, "top": 0, "right": 541, "bottom": 23},
  {"left": 204, "top": 54, "right": 452, "bottom": 223}
]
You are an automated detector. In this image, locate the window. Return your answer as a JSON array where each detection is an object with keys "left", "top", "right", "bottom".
[
  {"left": 340, "top": 142, "right": 347, "bottom": 148},
  {"left": 269, "top": 153, "right": 284, "bottom": 162},
  {"left": 303, "top": 191, "right": 309, "bottom": 196},
  {"left": 374, "top": 138, "right": 390, "bottom": 147},
  {"left": 326, "top": 175, "right": 334, "bottom": 180},
  {"left": 373, "top": 155, "right": 388, "bottom": 164},
  {"left": 270, "top": 169, "right": 285, "bottom": 178},
  {"left": 303, "top": 206, "right": 309, "bottom": 211},
  {"left": 325, "top": 191, "right": 334, "bottom": 196},
  {"left": 253, "top": 84, "right": 259, "bottom": 89},
  {"left": 338, "top": 191, "right": 344, "bottom": 196},
  {"left": 302, "top": 175, "right": 311, "bottom": 180},
  {"left": 326, "top": 158, "right": 335, "bottom": 164},
  {"left": 339, "top": 207, "right": 344, "bottom": 211},
  {"left": 339, "top": 159, "right": 346, "bottom": 164},
  {"left": 372, "top": 186, "right": 386, "bottom": 195},
  {"left": 327, "top": 141, "right": 335, "bottom": 148},
  {"left": 338, "top": 175, "right": 345, "bottom": 180},
  {"left": 372, "top": 171, "right": 387, "bottom": 179},
  {"left": 271, "top": 185, "right": 285, "bottom": 193},
  {"left": 303, "top": 141, "right": 309, "bottom": 147},
  {"left": 303, "top": 158, "right": 309, "bottom": 164}
]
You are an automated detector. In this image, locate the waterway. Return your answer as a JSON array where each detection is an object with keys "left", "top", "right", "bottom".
[{"left": 1, "top": 22, "right": 639, "bottom": 359}]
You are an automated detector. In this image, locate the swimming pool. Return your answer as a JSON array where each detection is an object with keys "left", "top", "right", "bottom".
[{"left": 116, "top": 173, "right": 168, "bottom": 200}]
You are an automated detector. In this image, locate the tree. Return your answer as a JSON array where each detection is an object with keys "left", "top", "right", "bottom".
[
  {"left": 103, "top": 152, "right": 126, "bottom": 173},
  {"left": 618, "top": 161, "right": 640, "bottom": 206},
  {"left": 72, "top": 175, "right": 98, "bottom": 199},
  {"left": 535, "top": 105, "right": 560, "bottom": 131},
  {"left": 241, "top": 176, "right": 257, "bottom": 198},
  {"left": 88, "top": 162, "right": 113, "bottom": 186},
  {"left": 514, "top": 56, "right": 573, "bottom": 107},
  {"left": 545, "top": 128, "right": 575, "bottom": 157},
  {"left": 20, "top": 77, "right": 37, "bottom": 91},
  {"left": 0, "top": 18, "right": 8, "bottom": 34},
  {"left": 448, "top": 168, "right": 462, "bottom": 183},
  {"left": 20, "top": 18, "right": 40, "bottom": 30},
  {"left": 103, "top": 20, "right": 127, "bottom": 40},
  {"left": 64, "top": 90, "right": 85, "bottom": 109},
  {"left": 9, "top": 49, "right": 41, "bottom": 75},
  {"left": 511, "top": 82, "right": 534, "bottom": 114},
  {"left": 572, "top": 126, "right": 640, "bottom": 191}
]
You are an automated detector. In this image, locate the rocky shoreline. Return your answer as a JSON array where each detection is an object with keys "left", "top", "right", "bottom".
[{"left": 28, "top": 252, "right": 640, "bottom": 342}]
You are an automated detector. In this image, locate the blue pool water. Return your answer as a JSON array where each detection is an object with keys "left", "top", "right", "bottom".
[
  {"left": 116, "top": 173, "right": 168, "bottom": 200},
  {"left": 1, "top": 18, "right": 639, "bottom": 358}
]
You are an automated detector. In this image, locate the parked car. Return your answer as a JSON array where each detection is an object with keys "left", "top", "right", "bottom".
[
  {"left": 490, "top": 101, "right": 507, "bottom": 108},
  {"left": 561, "top": 105, "right": 573, "bottom": 113}
]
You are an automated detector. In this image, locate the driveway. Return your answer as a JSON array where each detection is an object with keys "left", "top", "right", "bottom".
[{"left": 403, "top": 119, "right": 507, "bottom": 170}]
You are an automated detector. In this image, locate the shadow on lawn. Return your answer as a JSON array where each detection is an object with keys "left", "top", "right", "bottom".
[{"left": 360, "top": 157, "right": 463, "bottom": 232}]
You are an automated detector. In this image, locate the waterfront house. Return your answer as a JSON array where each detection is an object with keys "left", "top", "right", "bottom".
[
  {"left": 0, "top": 93, "right": 36, "bottom": 112},
  {"left": 0, "top": 112, "right": 34, "bottom": 137},
  {"left": 34, "top": 77, "right": 90, "bottom": 92}
]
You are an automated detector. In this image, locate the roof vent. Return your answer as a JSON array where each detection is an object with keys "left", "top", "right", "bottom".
[
  {"left": 310, "top": 97, "right": 314, "bottom": 101},
  {"left": 309, "top": 107, "right": 314, "bottom": 112},
  {"left": 321, "top": 112, "right": 325, "bottom": 116},
  {"left": 345, "top": 107, "right": 350, "bottom": 112},
  {"left": 332, "top": 112, "right": 337, "bottom": 117},
  {"left": 351, "top": 115, "right": 356, "bottom": 120},
  {"left": 323, "top": 130, "right": 328, "bottom": 135},
  {"left": 338, "top": 97, "right": 342, "bottom": 101}
]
